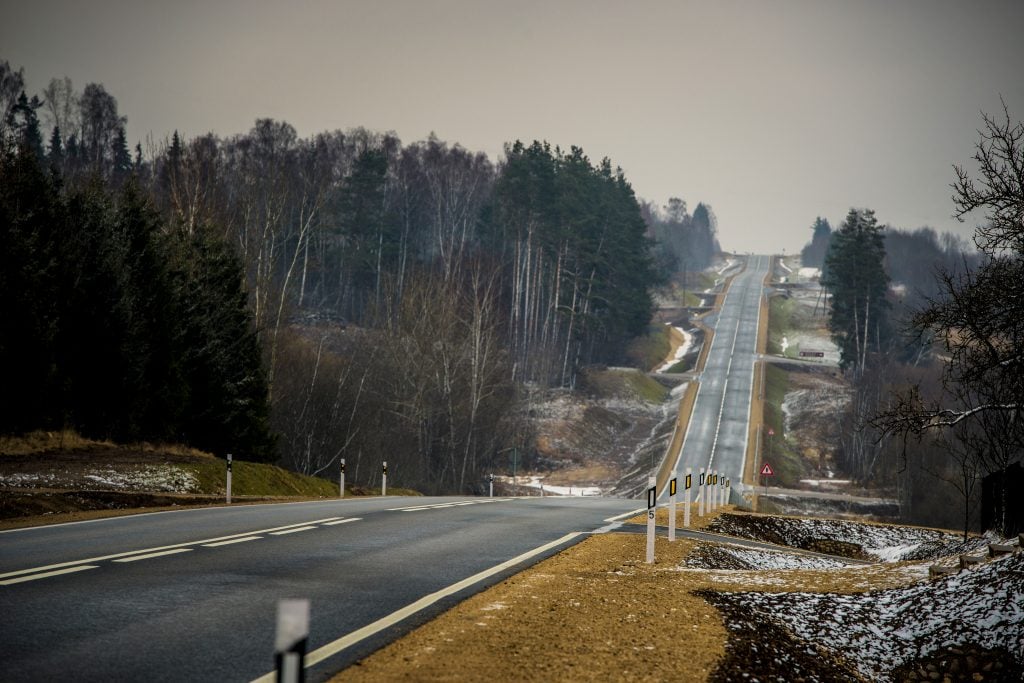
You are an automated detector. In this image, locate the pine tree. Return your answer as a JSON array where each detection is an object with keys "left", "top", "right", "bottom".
[
  {"left": 822, "top": 208, "right": 890, "bottom": 373},
  {"left": 110, "top": 126, "right": 132, "bottom": 187},
  {"left": 6, "top": 91, "right": 44, "bottom": 160},
  {"left": 48, "top": 125, "right": 64, "bottom": 175}
]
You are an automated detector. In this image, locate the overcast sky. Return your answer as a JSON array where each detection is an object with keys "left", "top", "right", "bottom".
[{"left": 3, "top": 0, "right": 1022, "bottom": 253}]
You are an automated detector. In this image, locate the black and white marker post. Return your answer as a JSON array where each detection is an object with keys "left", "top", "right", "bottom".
[
  {"left": 645, "top": 476, "right": 656, "bottom": 564},
  {"left": 488, "top": 473, "right": 494, "bottom": 498},
  {"left": 226, "top": 453, "right": 232, "bottom": 505},
  {"left": 339, "top": 458, "right": 345, "bottom": 498},
  {"left": 274, "top": 598, "right": 309, "bottom": 683},
  {"left": 668, "top": 475, "right": 678, "bottom": 542},
  {"left": 381, "top": 461, "right": 388, "bottom": 496},
  {"left": 698, "top": 467, "right": 706, "bottom": 517},
  {"left": 684, "top": 467, "right": 692, "bottom": 528}
]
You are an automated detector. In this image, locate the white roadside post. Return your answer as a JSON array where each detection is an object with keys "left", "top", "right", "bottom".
[
  {"left": 226, "top": 454, "right": 232, "bottom": 505},
  {"left": 708, "top": 470, "right": 715, "bottom": 511},
  {"left": 339, "top": 458, "right": 345, "bottom": 498},
  {"left": 489, "top": 473, "right": 494, "bottom": 498},
  {"left": 274, "top": 598, "right": 309, "bottom": 683},
  {"left": 645, "top": 477, "right": 656, "bottom": 564},
  {"left": 725, "top": 478, "right": 730, "bottom": 507},
  {"left": 713, "top": 471, "right": 720, "bottom": 510},
  {"left": 684, "top": 467, "right": 692, "bottom": 528},
  {"left": 698, "top": 468, "right": 706, "bottom": 517},
  {"left": 381, "top": 461, "right": 388, "bottom": 496},
  {"left": 668, "top": 475, "right": 678, "bottom": 542}
]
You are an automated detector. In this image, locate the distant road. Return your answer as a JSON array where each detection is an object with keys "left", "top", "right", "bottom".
[
  {"left": 0, "top": 496, "right": 639, "bottom": 682},
  {"left": 672, "top": 255, "right": 770, "bottom": 500}
]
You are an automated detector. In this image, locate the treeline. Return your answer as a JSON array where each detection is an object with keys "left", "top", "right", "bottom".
[
  {"left": 802, "top": 105, "right": 1022, "bottom": 536},
  {"left": 642, "top": 197, "right": 720, "bottom": 280},
  {"left": 1, "top": 117, "right": 274, "bottom": 458},
  {"left": 1, "top": 62, "right": 716, "bottom": 492}
]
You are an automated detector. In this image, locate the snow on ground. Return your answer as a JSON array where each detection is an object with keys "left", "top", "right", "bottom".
[
  {"left": 0, "top": 466, "right": 200, "bottom": 493},
  {"left": 686, "top": 542, "right": 850, "bottom": 570},
  {"left": 496, "top": 475, "right": 601, "bottom": 496},
  {"left": 706, "top": 513, "right": 986, "bottom": 562},
  {"left": 655, "top": 326, "right": 693, "bottom": 373},
  {"left": 798, "top": 267, "right": 821, "bottom": 280},
  {"left": 718, "top": 552, "right": 1024, "bottom": 682}
]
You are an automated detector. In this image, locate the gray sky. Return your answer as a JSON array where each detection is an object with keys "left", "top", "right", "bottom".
[{"left": 3, "top": 0, "right": 1022, "bottom": 253}]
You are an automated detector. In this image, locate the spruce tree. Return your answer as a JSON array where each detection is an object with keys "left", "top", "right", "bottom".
[{"left": 822, "top": 208, "right": 890, "bottom": 373}]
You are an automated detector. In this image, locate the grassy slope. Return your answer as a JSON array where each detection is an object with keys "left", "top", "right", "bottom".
[
  {"left": 761, "top": 364, "right": 806, "bottom": 487},
  {"left": 3, "top": 430, "right": 346, "bottom": 498}
]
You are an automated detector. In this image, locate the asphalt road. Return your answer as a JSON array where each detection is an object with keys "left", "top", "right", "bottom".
[
  {"left": 0, "top": 495, "right": 641, "bottom": 682},
  {"left": 672, "top": 255, "right": 770, "bottom": 503}
]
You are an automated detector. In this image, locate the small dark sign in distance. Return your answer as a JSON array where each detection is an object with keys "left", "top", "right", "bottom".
[{"left": 799, "top": 350, "right": 825, "bottom": 357}]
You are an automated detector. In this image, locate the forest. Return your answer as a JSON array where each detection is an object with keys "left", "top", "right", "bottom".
[{"left": 0, "top": 61, "right": 720, "bottom": 493}]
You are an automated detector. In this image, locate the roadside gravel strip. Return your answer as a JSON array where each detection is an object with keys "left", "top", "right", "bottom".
[{"left": 327, "top": 507, "right": 1013, "bottom": 682}]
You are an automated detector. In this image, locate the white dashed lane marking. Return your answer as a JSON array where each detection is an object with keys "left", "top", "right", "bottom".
[
  {"left": 0, "top": 565, "right": 99, "bottom": 586},
  {"left": 113, "top": 548, "right": 193, "bottom": 563},
  {"left": 1, "top": 516, "right": 361, "bottom": 585},
  {"left": 203, "top": 536, "right": 262, "bottom": 547}
]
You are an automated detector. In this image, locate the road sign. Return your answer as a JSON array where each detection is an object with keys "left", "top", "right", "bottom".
[
  {"left": 767, "top": 427, "right": 775, "bottom": 436},
  {"left": 760, "top": 462, "right": 775, "bottom": 476}
]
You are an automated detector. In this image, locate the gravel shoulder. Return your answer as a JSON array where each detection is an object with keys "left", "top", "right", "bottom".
[{"left": 330, "top": 507, "right": 1023, "bottom": 682}]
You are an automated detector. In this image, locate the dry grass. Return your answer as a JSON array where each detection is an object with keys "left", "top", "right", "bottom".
[
  {"left": 0, "top": 430, "right": 214, "bottom": 459},
  {"left": 0, "top": 430, "right": 111, "bottom": 455},
  {"left": 544, "top": 463, "right": 619, "bottom": 485}
]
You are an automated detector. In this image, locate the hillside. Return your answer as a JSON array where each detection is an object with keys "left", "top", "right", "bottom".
[
  {"left": 331, "top": 508, "right": 1023, "bottom": 682},
  {"left": 0, "top": 431, "right": 407, "bottom": 528}
]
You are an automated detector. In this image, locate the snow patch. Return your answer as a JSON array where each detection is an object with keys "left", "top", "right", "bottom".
[{"left": 655, "top": 327, "right": 693, "bottom": 373}]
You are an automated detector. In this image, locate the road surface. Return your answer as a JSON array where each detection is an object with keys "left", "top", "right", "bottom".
[
  {"left": 672, "top": 254, "right": 770, "bottom": 502},
  {"left": 0, "top": 495, "right": 640, "bottom": 682}
]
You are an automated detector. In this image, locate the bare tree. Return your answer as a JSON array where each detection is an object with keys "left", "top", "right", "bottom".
[
  {"left": 0, "top": 60, "right": 25, "bottom": 139},
  {"left": 41, "top": 76, "right": 79, "bottom": 140},
  {"left": 874, "top": 103, "right": 1024, "bottom": 532}
]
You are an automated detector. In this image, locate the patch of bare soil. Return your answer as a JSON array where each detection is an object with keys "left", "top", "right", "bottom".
[{"left": 333, "top": 532, "right": 729, "bottom": 683}]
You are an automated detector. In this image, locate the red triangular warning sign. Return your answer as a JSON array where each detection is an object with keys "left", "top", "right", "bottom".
[{"left": 760, "top": 462, "right": 775, "bottom": 476}]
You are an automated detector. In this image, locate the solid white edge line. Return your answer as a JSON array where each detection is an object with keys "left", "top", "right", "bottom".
[
  {"left": 203, "top": 536, "right": 262, "bottom": 547},
  {"left": 0, "top": 564, "right": 99, "bottom": 586},
  {"left": 112, "top": 548, "right": 193, "bottom": 563},
  {"left": 269, "top": 526, "right": 317, "bottom": 536},
  {"left": 249, "top": 532, "right": 585, "bottom": 683},
  {"left": 603, "top": 508, "right": 646, "bottom": 523},
  {"left": 0, "top": 517, "right": 343, "bottom": 580}
]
